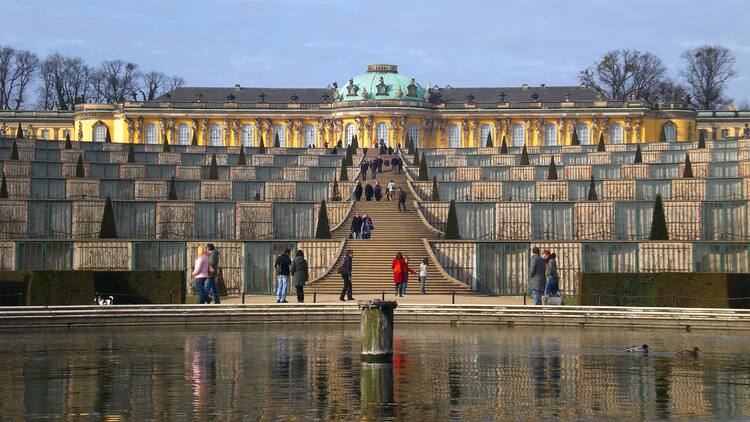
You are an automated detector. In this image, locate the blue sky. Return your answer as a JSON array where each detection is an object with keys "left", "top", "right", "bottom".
[{"left": 2, "top": 0, "right": 749, "bottom": 104}]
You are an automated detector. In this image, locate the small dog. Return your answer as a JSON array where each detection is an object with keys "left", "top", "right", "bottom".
[{"left": 95, "top": 295, "right": 114, "bottom": 306}]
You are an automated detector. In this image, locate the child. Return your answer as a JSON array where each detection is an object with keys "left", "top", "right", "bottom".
[{"left": 419, "top": 258, "right": 428, "bottom": 295}]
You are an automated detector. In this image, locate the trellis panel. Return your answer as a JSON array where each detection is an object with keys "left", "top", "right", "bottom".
[{"left": 156, "top": 202, "right": 194, "bottom": 239}]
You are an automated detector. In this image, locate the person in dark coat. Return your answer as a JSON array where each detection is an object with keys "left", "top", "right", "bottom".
[
  {"left": 397, "top": 187, "right": 407, "bottom": 212},
  {"left": 290, "top": 249, "right": 309, "bottom": 303},
  {"left": 351, "top": 213, "right": 362, "bottom": 239},
  {"left": 339, "top": 250, "right": 354, "bottom": 301},
  {"left": 364, "top": 183, "right": 374, "bottom": 201},
  {"left": 374, "top": 181, "right": 382, "bottom": 201},
  {"left": 274, "top": 248, "right": 292, "bottom": 303},
  {"left": 528, "top": 246, "right": 547, "bottom": 305},
  {"left": 370, "top": 160, "right": 377, "bottom": 179},
  {"left": 360, "top": 162, "right": 368, "bottom": 180},
  {"left": 543, "top": 250, "right": 559, "bottom": 298},
  {"left": 377, "top": 157, "right": 383, "bottom": 173},
  {"left": 354, "top": 182, "right": 363, "bottom": 201}
]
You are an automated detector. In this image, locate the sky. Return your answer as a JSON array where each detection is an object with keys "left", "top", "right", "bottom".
[{"left": 1, "top": 0, "right": 749, "bottom": 105}]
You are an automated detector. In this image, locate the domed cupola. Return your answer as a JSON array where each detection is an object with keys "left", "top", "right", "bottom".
[{"left": 337, "top": 64, "right": 425, "bottom": 102}]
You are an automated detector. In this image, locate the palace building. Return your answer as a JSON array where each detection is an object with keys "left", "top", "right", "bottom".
[{"left": 1, "top": 64, "right": 749, "bottom": 146}]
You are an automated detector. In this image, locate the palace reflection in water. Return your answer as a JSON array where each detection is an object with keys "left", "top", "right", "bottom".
[{"left": 0, "top": 325, "right": 748, "bottom": 420}]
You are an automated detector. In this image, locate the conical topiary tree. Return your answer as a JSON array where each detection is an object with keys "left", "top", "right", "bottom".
[
  {"left": 105, "top": 127, "right": 112, "bottom": 143},
  {"left": 597, "top": 132, "right": 606, "bottom": 152},
  {"left": 634, "top": 143, "right": 643, "bottom": 164},
  {"left": 649, "top": 194, "right": 669, "bottom": 240},
  {"left": 168, "top": 176, "right": 178, "bottom": 200},
  {"left": 352, "top": 134, "right": 359, "bottom": 149},
  {"left": 431, "top": 176, "right": 440, "bottom": 201},
  {"left": 331, "top": 178, "right": 341, "bottom": 201},
  {"left": 571, "top": 126, "right": 580, "bottom": 146},
  {"left": 547, "top": 156, "right": 558, "bottom": 180},
  {"left": 339, "top": 161, "right": 349, "bottom": 182},
  {"left": 520, "top": 144, "right": 530, "bottom": 165},
  {"left": 500, "top": 134, "right": 508, "bottom": 154},
  {"left": 413, "top": 145, "right": 419, "bottom": 161},
  {"left": 587, "top": 175, "right": 598, "bottom": 201},
  {"left": 258, "top": 136, "right": 266, "bottom": 154},
  {"left": 162, "top": 133, "right": 170, "bottom": 152},
  {"left": 315, "top": 200, "right": 332, "bottom": 239},
  {"left": 413, "top": 149, "right": 420, "bottom": 168},
  {"left": 16, "top": 123, "right": 23, "bottom": 139},
  {"left": 127, "top": 143, "right": 136, "bottom": 163},
  {"left": 10, "top": 139, "right": 19, "bottom": 160},
  {"left": 75, "top": 153, "right": 85, "bottom": 177},
  {"left": 698, "top": 130, "right": 706, "bottom": 149},
  {"left": 0, "top": 171, "right": 8, "bottom": 199},
  {"left": 418, "top": 152, "right": 429, "bottom": 181},
  {"left": 191, "top": 129, "right": 198, "bottom": 146},
  {"left": 273, "top": 132, "right": 280, "bottom": 147},
  {"left": 485, "top": 132, "right": 493, "bottom": 148},
  {"left": 64, "top": 132, "right": 72, "bottom": 149},
  {"left": 659, "top": 125, "right": 667, "bottom": 142},
  {"left": 99, "top": 196, "right": 118, "bottom": 239},
  {"left": 444, "top": 200, "right": 460, "bottom": 240},
  {"left": 683, "top": 153, "right": 694, "bottom": 178},
  {"left": 208, "top": 154, "right": 219, "bottom": 180},
  {"left": 238, "top": 145, "right": 246, "bottom": 165}
]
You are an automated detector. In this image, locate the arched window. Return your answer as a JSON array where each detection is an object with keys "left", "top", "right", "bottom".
[
  {"left": 178, "top": 124, "right": 191, "bottom": 145},
  {"left": 209, "top": 124, "right": 222, "bottom": 146},
  {"left": 447, "top": 124, "right": 461, "bottom": 148},
  {"left": 609, "top": 123, "right": 623, "bottom": 144},
  {"left": 407, "top": 123, "right": 420, "bottom": 147},
  {"left": 93, "top": 123, "right": 108, "bottom": 142},
  {"left": 144, "top": 123, "right": 158, "bottom": 144},
  {"left": 576, "top": 123, "right": 590, "bottom": 145},
  {"left": 544, "top": 124, "right": 557, "bottom": 146},
  {"left": 345, "top": 123, "right": 357, "bottom": 145},
  {"left": 375, "top": 122, "right": 389, "bottom": 145},
  {"left": 241, "top": 124, "right": 255, "bottom": 147},
  {"left": 303, "top": 124, "right": 316, "bottom": 147},
  {"left": 511, "top": 124, "right": 525, "bottom": 147},
  {"left": 663, "top": 122, "right": 677, "bottom": 142},
  {"left": 480, "top": 124, "right": 492, "bottom": 146},
  {"left": 272, "top": 124, "right": 285, "bottom": 147}
]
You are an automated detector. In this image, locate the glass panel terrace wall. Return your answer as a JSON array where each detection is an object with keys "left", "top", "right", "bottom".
[
  {"left": 701, "top": 202, "right": 748, "bottom": 240},
  {"left": 100, "top": 180, "right": 134, "bottom": 200},
  {"left": 273, "top": 203, "right": 314, "bottom": 239},
  {"left": 15, "top": 241, "right": 73, "bottom": 270},
  {"left": 614, "top": 202, "right": 653, "bottom": 240},
  {"left": 531, "top": 203, "right": 573, "bottom": 240},
  {"left": 113, "top": 202, "right": 156, "bottom": 239},
  {"left": 194, "top": 202, "right": 236, "bottom": 239},
  {"left": 30, "top": 179, "right": 66, "bottom": 199},
  {"left": 456, "top": 203, "right": 495, "bottom": 240},
  {"left": 476, "top": 243, "right": 529, "bottom": 295},
  {"left": 27, "top": 201, "right": 72, "bottom": 239},
  {"left": 132, "top": 241, "right": 186, "bottom": 271}
]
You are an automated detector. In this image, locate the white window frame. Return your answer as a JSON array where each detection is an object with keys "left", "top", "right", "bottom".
[
  {"left": 480, "top": 124, "right": 492, "bottom": 145},
  {"left": 345, "top": 123, "right": 356, "bottom": 145},
  {"left": 272, "top": 124, "right": 285, "bottom": 147},
  {"left": 664, "top": 123, "right": 677, "bottom": 142},
  {"left": 209, "top": 124, "right": 222, "bottom": 146},
  {"left": 93, "top": 124, "right": 108, "bottom": 142},
  {"left": 144, "top": 123, "right": 158, "bottom": 144},
  {"left": 407, "top": 123, "right": 420, "bottom": 147},
  {"left": 609, "top": 123, "right": 623, "bottom": 144},
  {"left": 511, "top": 124, "right": 525, "bottom": 147},
  {"left": 40, "top": 129, "right": 49, "bottom": 139},
  {"left": 576, "top": 123, "right": 590, "bottom": 145},
  {"left": 178, "top": 124, "right": 191, "bottom": 145},
  {"left": 62, "top": 129, "right": 70, "bottom": 140},
  {"left": 447, "top": 124, "right": 461, "bottom": 148},
  {"left": 303, "top": 124, "right": 316, "bottom": 147},
  {"left": 544, "top": 123, "right": 557, "bottom": 146},
  {"left": 376, "top": 122, "right": 389, "bottom": 146},
  {"left": 241, "top": 124, "right": 255, "bottom": 147}
]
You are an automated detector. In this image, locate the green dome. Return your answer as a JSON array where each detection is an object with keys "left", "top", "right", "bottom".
[{"left": 338, "top": 64, "right": 425, "bottom": 102}]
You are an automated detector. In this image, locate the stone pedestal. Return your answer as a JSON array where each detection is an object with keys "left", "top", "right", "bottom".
[{"left": 358, "top": 300, "right": 397, "bottom": 363}]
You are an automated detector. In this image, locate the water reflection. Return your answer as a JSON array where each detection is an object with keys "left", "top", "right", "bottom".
[{"left": 0, "top": 325, "right": 749, "bottom": 420}]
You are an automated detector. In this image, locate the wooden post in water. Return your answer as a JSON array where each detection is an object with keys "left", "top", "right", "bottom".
[
  {"left": 358, "top": 300, "right": 397, "bottom": 363},
  {"left": 361, "top": 363, "right": 394, "bottom": 406}
]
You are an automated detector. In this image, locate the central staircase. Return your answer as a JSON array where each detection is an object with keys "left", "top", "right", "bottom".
[{"left": 310, "top": 149, "right": 472, "bottom": 296}]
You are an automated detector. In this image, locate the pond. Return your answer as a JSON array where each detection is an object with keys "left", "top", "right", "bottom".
[{"left": 0, "top": 324, "right": 748, "bottom": 420}]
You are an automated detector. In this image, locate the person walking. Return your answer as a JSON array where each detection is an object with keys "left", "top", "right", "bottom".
[
  {"left": 274, "top": 248, "right": 292, "bottom": 303},
  {"left": 290, "top": 249, "right": 309, "bottom": 303},
  {"left": 370, "top": 160, "right": 377, "bottom": 180},
  {"left": 365, "top": 183, "right": 374, "bottom": 201},
  {"left": 528, "top": 246, "right": 546, "bottom": 305},
  {"left": 543, "top": 250, "right": 560, "bottom": 299},
  {"left": 339, "top": 250, "right": 354, "bottom": 301},
  {"left": 386, "top": 180, "right": 396, "bottom": 201},
  {"left": 351, "top": 213, "right": 362, "bottom": 240},
  {"left": 402, "top": 256, "right": 416, "bottom": 293},
  {"left": 360, "top": 161, "right": 368, "bottom": 181},
  {"left": 392, "top": 252, "right": 416, "bottom": 297},
  {"left": 191, "top": 246, "right": 210, "bottom": 304},
  {"left": 397, "top": 187, "right": 407, "bottom": 212},
  {"left": 374, "top": 181, "right": 382, "bottom": 201},
  {"left": 361, "top": 213, "right": 373, "bottom": 239},
  {"left": 419, "top": 258, "right": 429, "bottom": 295},
  {"left": 205, "top": 243, "right": 221, "bottom": 304},
  {"left": 354, "top": 183, "right": 363, "bottom": 201}
]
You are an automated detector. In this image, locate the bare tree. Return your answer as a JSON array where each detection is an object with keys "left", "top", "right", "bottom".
[
  {"left": 38, "top": 53, "right": 93, "bottom": 110},
  {"left": 138, "top": 70, "right": 168, "bottom": 101},
  {"left": 579, "top": 49, "right": 667, "bottom": 101},
  {"left": 652, "top": 78, "right": 689, "bottom": 103},
  {"left": 681, "top": 45, "right": 737, "bottom": 110},
  {"left": 0, "top": 46, "right": 40, "bottom": 109},
  {"left": 91, "top": 59, "right": 140, "bottom": 103},
  {"left": 164, "top": 75, "right": 185, "bottom": 93}
]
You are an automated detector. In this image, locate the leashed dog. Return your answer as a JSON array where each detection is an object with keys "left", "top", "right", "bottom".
[{"left": 95, "top": 295, "right": 114, "bottom": 306}]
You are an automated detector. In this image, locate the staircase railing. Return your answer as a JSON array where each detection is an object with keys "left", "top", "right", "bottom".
[
  {"left": 421, "top": 239, "right": 471, "bottom": 289},
  {"left": 307, "top": 239, "right": 346, "bottom": 284}
]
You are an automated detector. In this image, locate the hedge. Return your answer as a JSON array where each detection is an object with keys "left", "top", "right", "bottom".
[
  {"left": 0, "top": 271, "right": 186, "bottom": 306},
  {"left": 578, "top": 272, "right": 750, "bottom": 308}
]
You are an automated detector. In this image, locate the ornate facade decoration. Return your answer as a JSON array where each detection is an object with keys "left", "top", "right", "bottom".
[
  {"left": 470, "top": 119, "right": 479, "bottom": 145},
  {"left": 124, "top": 117, "right": 134, "bottom": 143},
  {"left": 634, "top": 117, "right": 642, "bottom": 142},
  {"left": 200, "top": 118, "right": 208, "bottom": 143},
  {"left": 346, "top": 79, "right": 358, "bottom": 97},
  {"left": 136, "top": 117, "right": 144, "bottom": 143},
  {"left": 376, "top": 77, "right": 388, "bottom": 96},
  {"left": 77, "top": 122, "right": 83, "bottom": 141}
]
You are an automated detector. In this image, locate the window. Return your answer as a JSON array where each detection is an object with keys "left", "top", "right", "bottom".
[
  {"left": 407, "top": 123, "right": 420, "bottom": 147},
  {"left": 178, "top": 124, "right": 191, "bottom": 145},
  {"left": 447, "top": 124, "right": 461, "bottom": 148},
  {"left": 375, "top": 122, "right": 389, "bottom": 145},
  {"left": 480, "top": 124, "right": 492, "bottom": 146},
  {"left": 94, "top": 124, "right": 108, "bottom": 142},
  {"left": 209, "top": 124, "right": 222, "bottom": 146},
  {"left": 241, "top": 124, "right": 255, "bottom": 147},
  {"left": 576, "top": 123, "right": 590, "bottom": 144},
  {"left": 544, "top": 124, "right": 557, "bottom": 146},
  {"left": 272, "top": 124, "right": 285, "bottom": 147},
  {"left": 144, "top": 123, "right": 158, "bottom": 144},
  {"left": 40, "top": 129, "right": 49, "bottom": 139},
  {"left": 345, "top": 123, "right": 357, "bottom": 145},
  {"left": 303, "top": 124, "right": 316, "bottom": 147},
  {"left": 609, "top": 123, "right": 623, "bottom": 144},
  {"left": 720, "top": 128, "right": 729, "bottom": 139},
  {"left": 511, "top": 124, "right": 525, "bottom": 147},
  {"left": 62, "top": 129, "right": 70, "bottom": 140},
  {"left": 663, "top": 122, "right": 677, "bottom": 142}
]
